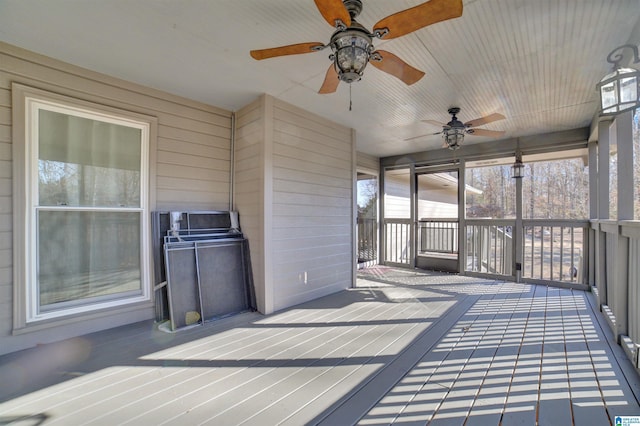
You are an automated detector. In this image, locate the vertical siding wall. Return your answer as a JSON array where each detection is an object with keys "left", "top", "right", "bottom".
[
  {"left": 0, "top": 42, "right": 232, "bottom": 354},
  {"left": 234, "top": 95, "right": 354, "bottom": 314}
]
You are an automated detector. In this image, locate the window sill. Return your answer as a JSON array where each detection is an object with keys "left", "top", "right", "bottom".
[{"left": 12, "top": 300, "right": 154, "bottom": 336}]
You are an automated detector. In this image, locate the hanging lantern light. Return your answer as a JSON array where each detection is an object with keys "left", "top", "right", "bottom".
[
  {"left": 511, "top": 152, "right": 525, "bottom": 179},
  {"left": 597, "top": 44, "right": 640, "bottom": 116}
]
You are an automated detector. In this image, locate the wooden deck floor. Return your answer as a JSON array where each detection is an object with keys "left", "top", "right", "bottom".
[{"left": 1, "top": 267, "right": 640, "bottom": 425}]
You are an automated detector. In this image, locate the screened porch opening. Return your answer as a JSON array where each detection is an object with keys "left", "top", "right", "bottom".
[
  {"left": 380, "top": 148, "right": 591, "bottom": 288},
  {"left": 357, "top": 172, "right": 378, "bottom": 268}
]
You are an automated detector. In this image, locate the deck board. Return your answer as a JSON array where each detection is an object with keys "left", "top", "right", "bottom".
[{"left": 1, "top": 268, "right": 639, "bottom": 425}]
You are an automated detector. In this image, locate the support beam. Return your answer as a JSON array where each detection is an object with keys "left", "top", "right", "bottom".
[{"left": 381, "top": 128, "right": 589, "bottom": 168}]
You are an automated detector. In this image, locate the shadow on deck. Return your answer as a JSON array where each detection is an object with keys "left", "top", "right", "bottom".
[{"left": 1, "top": 267, "right": 639, "bottom": 425}]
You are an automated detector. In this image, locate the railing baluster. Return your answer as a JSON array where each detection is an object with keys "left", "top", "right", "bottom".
[
  {"left": 559, "top": 226, "right": 564, "bottom": 281},
  {"left": 570, "top": 227, "right": 575, "bottom": 283},
  {"left": 480, "top": 226, "right": 485, "bottom": 272},
  {"left": 550, "top": 226, "right": 554, "bottom": 281},
  {"left": 470, "top": 226, "right": 475, "bottom": 271},
  {"left": 530, "top": 226, "right": 535, "bottom": 278},
  {"left": 493, "top": 226, "right": 498, "bottom": 273},
  {"left": 483, "top": 226, "right": 488, "bottom": 272},
  {"left": 393, "top": 223, "right": 397, "bottom": 263},
  {"left": 503, "top": 226, "right": 508, "bottom": 274},
  {"left": 476, "top": 225, "right": 480, "bottom": 271},
  {"left": 540, "top": 226, "right": 544, "bottom": 280}
]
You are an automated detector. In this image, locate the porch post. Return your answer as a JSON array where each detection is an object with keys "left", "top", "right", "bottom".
[
  {"left": 589, "top": 141, "right": 598, "bottom": 220},
  {"left": 588, "top": 141, "right": 598, "bottom": 287},
  {"left": 379, "top": 163, "right": 386, "bottom": 266},
  {"left": 612, "top": 110, "right": 634, "bottom": 339},
  {"left": 597, "top": 120, "right": 611, "bottom": 220},
  {"left": 595, "top": 120, "right": 612, "bottom": 307},
  {"left": 514, "top": 166, "right": 523, "bottom": 282},
  {"left": 458, "top": 159, "right": 466, "bottom": 274},
  {"left": 617, "top": 111, "right": 634, "bottom": 221},
  {"left": 410, "top": 163, "right": 416, "bottom": 268}
]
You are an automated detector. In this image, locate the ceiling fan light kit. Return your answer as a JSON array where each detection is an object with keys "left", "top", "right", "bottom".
[
  {"left": 444, "top": 128, "right": 465, "bottom": 150},
  {"left": 249, "top": 0, "right": 463, "bottom": 94},
  {"left": 329, "top": 22, "right": 373, "bottom": 84}
]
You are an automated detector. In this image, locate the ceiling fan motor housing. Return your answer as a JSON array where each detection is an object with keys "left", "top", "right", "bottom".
[
  {"left": 446, "top": 107, "right": 465, "bottom": 129},
  {"left": 343, "top": 0, "right": 363, "bottom": 19}
]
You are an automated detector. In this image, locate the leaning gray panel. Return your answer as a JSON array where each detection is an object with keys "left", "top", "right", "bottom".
[
  {"left": 197, "top": 240, "right": 248, "bottom": 320},
  {"left": 164, "top": 244, "right": 201, "bottom": 330}
]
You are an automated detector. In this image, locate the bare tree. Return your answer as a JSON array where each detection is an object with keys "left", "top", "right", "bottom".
[{"left": 467, "top": 157, "right": 588, "bottom": 220}]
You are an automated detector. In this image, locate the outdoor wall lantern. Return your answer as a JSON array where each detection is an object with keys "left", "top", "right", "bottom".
[
  {"left": 597, "top": 44, "right": 640, "bottom": 116},
  {"left": 511, "top": 152, "right": 525, "bottom": 179}
]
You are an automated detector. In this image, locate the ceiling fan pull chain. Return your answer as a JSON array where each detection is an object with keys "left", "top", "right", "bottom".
[{"left": 349, "top": 83, "right": 352, "bottom": 111}]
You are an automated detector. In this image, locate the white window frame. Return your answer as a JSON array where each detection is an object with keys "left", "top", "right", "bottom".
[{"left": 13, "top": 84, "right": 155, "bottom": 328}]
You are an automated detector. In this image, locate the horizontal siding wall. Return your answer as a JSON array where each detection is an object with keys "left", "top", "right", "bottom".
[
  {"left": 384, "top": 176, "right": 412, "bottom": 219},
  {"left": 0, "top": 42, "right": 232, "bottom": 212},
  {"left": 0, "top": 79, "right": 10, "bottom": 342},
  {"left": 271, "top": 98, "right": 353, "bottom": 311},
  {"left": 234, "top": 96, "right": 268, "bottom": 313},
  {"left": 357, "top": 151, "right": 379, "bottom": 174},
  {"left": 0, "top": 42, "right": 232, "bottom": 354}
]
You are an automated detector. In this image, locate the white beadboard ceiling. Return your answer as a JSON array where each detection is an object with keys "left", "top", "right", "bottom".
[{"left": 1, "top": 0, "right": 639, "bottom": 158}]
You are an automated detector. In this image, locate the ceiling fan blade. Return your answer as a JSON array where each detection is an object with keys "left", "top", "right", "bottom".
[
  {"left": 318, "top": 64, "right": 340, "bottom": 94},
  {"left": 314, "top": 0, "right": 351, "bottom": 28},
  {"left": 465, "top": 113, "right": 506, "bottom": 128},
  {"left": 404, "top": 133, "right": 430, "bottom": 141},
  {"left": 422, "top": 119, "right": 447, "bottom": 127},
  {"left": 373, "top": 0, "right": 463, "bottom": 40},
  {"left": 370, "top": 50, "right": 425, "bottom": 85},
  {"left": 467, "top": 128, "right": 506, "bottom": 138},
  {"left": 250, "top": 42, "right": 324, "bottom": 60},
  {"left": 405, "top": 131, "right": 443, "bottom": 141}
]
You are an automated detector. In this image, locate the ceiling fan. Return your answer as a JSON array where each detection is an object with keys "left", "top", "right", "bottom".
[
  {"left": 408, "top": 107, "right": 506, "bottom": 150},
  {"left": 249, "top": 0, "right": 463, "bottom": 94}
]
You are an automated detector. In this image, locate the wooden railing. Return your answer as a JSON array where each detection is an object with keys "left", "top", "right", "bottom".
[
  {"left": 382, "top": 217, "right": 591, "bottom": 286},
  {"left": 357, "top": 217, "right": 377, "bottom": 263},
  {"left": 595, "top": 220, "right": 640, "bottom": 368},
  {"left": 522, "top": 220, "right": 588, "bottom": 284},
  {"left": 383, "top": 218, "right": 411, "bottom": 265},
  {"left": 465, "top": 219, "right": 514, "bottom": 277},
  {"left": 624, "top": 223, "right": 640, "bottom": 366},
  {"left": 418, "top": 219, "right": 458, "bottom": 254}
]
